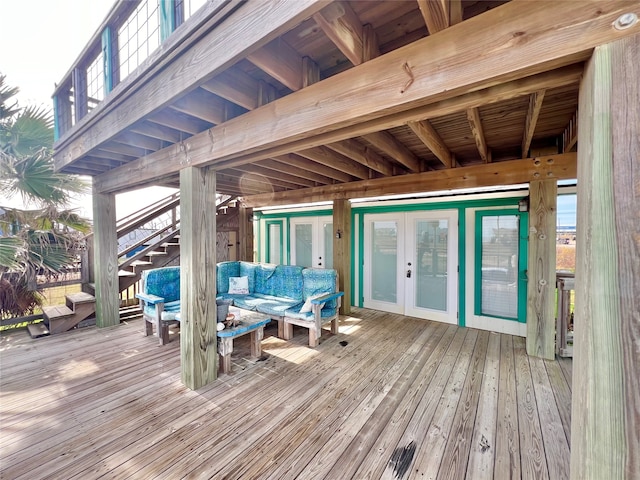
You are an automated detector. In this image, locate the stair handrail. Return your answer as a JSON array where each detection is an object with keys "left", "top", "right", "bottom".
[
  {"left": 118, "top": 221, "right": 179, "bottom": 258},
  {"left": 119, "top": 227, "right": 181, "bottom": 271},
  {"left": 116, "top": 193, "right": 181, "bottom": 239}
]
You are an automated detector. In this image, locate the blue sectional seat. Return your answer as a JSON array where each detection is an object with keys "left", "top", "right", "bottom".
[
  {"left": 136, "top": 261, "right": 344, "bottom": 348},
  {"left": 216, "top": 261, "right": 343, "bottom": 347}
]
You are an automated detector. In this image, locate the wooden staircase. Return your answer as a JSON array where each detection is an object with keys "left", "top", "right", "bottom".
[
  {"left": 28, "top": 292, "right": 96, "bottom": 338},
  {"left": 29, "top": 193, "right": 240, "bottom": 337}
]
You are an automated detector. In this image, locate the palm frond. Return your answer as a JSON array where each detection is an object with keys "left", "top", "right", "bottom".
[{"left": 0, "top": 237, "right": 26, "bottom": 272}]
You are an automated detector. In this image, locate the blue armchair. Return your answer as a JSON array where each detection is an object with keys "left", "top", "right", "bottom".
[{"left": 135, "top": 266, "right": 181, "bottom": 345}]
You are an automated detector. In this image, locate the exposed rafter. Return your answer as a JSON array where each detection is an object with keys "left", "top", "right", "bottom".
[
  {"left": 247, "top": 38, "right": 303, "bottom": 92},
  {"left": 326, "top": 139, "right": 394, "bottom": 176},
  {"left": 362, "top": 131, "right": 421, "bottom": 173},
  {"left": 130, "top": 122, "right": 182, "bottom": 143},
  {"left": 231, "top": 164, "right": 316, "bottom": 188},
  {"left": 408, "top": 120, "right": 454, "bottom": 168},
  {"left": 271, "top": 153, "right": 351, "bottom": 183},
  {"left": 466, "top": 107, "right": 491, "bottom": 163},
  {"left": 241, "top": 153, "right": 577, "bottom": 207},
  {"left": 201, "top": 67, "right": 260, "bottom": 111},
  {"left": 297, "top": 146, "right": 369, "bottom": 180},
  {"left": 522, "top": 89, "right": 546, "bottom": 157},
  {"left": 313, "top": 2, "right": 365, "bottom": 66},
  {"left": 259, "top": 158, "right": 332, "bottom": 185},
  {"left": 94, "top": 64, "right": 584, "bottom": 193},
  {"left": 562, "top": 109, "right": 578, "bottom": 152},
  {"left": 169, "top": 88, "right": 227, "bottom": 125},
  {"left": 417, "top": 0, "right": 449, "bottom": 35}
]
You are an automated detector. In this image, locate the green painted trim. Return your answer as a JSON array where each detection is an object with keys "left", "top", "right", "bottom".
[
  {"left": 285, "top": 217, "right": 291, "bottom": 264},
  {"left": 457, "top": 207, "right": 466, "bottom": 327},
  {"left": 517, "top": 212, "right": 529, "bottom": 322},
  {"left": 159, "top": 0, "right": 176, "bottom": 42},
  {"left": 474, "top": 209, "right": 528, "bottom": 323},
  {"left": 258, "top": 209, "right": 333, "bottom": 220},
  {"left": 357, "top": 213, "right": 365, "bottom": 307},
  {"left": 101, "top": 26, "right": 114, "bottom": 95},
  {"left": 255, "top": 218, "right": 261, "bottom": 262},
  {"left": 265, "top": 220, "right": 283, "bottom": 264},
  {"left": 353, "top": 196, "right": 520, "bottom": 215},
  {"left": 53, "top": 95, "right": 60, "bottom": 141},
  {"left": 350, "top": 210, "right": 356, "bottom": 308}
]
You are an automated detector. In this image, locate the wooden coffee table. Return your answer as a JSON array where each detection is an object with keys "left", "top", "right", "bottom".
[{"left": 216, "top": 310, "right": 270, "bottom": 374}]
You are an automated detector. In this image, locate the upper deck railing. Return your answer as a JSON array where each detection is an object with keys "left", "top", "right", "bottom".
[{"left": 52, "top": 0, "right": 207, "bottom": 141}]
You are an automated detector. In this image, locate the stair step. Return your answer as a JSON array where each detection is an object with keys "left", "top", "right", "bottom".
[
  {"left": 146, "top": 251, "right": 167, "bottom": 257},
  {"left": 66, "top": 292, "right": 95, "bottom": 305},
  {"left": 131, "top": 260, "right": 153, "bottom": 266},
  {"left": 28, "top": 322, "right": 50, "bottom": 338},
  {"left": 43, "top": 305, "right": 74, "bottom": 320},
  {"left": 161, "top": 242, "right": 180, "bottom": 247},
  {"left": 118, "top": 270, "right": 136, "bottom": 277}
]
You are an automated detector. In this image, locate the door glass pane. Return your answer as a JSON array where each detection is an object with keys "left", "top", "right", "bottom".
[
  {"left": 323, "top": 222, "right": 333, "bottom": 269},
  {"left": 480, "top": 215, "right": 519, "bottom": 318},
  {"left": 416, "top": 219, "right": 448, "bottom": 311},
  {"left": 294, "top": 224, "right": 313, "bottom": 267},
  {"left": 268, "top": 224, "right": 281, "bottom": 264},
  {"left": 372, "top": 221, "right": 397, "bottom": 302}
]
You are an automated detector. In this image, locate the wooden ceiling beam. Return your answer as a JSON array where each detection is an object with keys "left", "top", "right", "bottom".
[
  {"left": 271, "top": 153, "right": 352, "bottom": 183},
  {"left": 98, "top": 142, "right": 148, "bottom": 158},
  {"left": 130, "top": 122, "right": 182, "bottom": 143},
  {"left": 362, "top": 131, "right": 421, "bottom": 173},
  {"left": 201, "top": 67, "right": 260, "bottom": 111},
  {"left": 417, "top": 0, "right": 449, "bottom": 35},
  {"left": 449, "top": 0, "right": 463, "bottom": 25},
  {"left": 242, "top": 152, "right": 577, "bottom": 207},
  {"left": 326, "top": 139, "right": 394, "bottom": 176},
  {"left": 247, "top": 38, "right": 303, "bottom": 92},
  {"left": 522, "top": 89, "right": 546, "bottom": 157},
  {"left": 466, "top": 107, "right": 491, "bottom": 163},
  {"left": 297, "top": 146, "right": 369, "bottom": 180},
  {"left": 95, "top": 64, "right": 584, "bottom": 193},
  {"left": 260, "top": 158, "right": 334, "bottom": 185},
  {"left": 562, "top": 109, "right": 578, "bottom": 153},
  {"left": 226, "top": 168, "right": 304, "bottom": 190},
  {"left": 170, "top": 88, "right": 227, "bottom": 125},
  {"left": 313, "top": 2, "right": 365, "bottom": 66},
  {"left": 147, "top": 111, "right": 207, "bottom": 135},
  {"left": 113, "top": 131, "right": 164, "bottom": 152},
  {"left": 408, "top": 120, "right": 454, "bottom": 168},
  {"left": 91, "top": 150, "right": 136, "bottom": 162},
  {"left": 230, "top": 164, "right": 316, "bottom": 188}
]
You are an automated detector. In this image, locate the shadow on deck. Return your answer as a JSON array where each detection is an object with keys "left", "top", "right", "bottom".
[{"left": 0, "top": 308, "right": 572, "bottom": 479}]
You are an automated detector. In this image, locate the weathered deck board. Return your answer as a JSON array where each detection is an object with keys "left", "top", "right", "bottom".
[{"left": 0, "top": 308, "right": 573, "bottom": 479}]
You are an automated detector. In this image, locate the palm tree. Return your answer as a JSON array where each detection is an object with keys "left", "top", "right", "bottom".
[{"left": 0, "top": 74, "right": 91, "bottom": 318}]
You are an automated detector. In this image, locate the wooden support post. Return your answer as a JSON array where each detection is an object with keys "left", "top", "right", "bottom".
[
  {"left": 238, "top": 205, "right": 254, "bottom": 262},
  {"left": 333, "top": 199, "right": 351, "bottom": 315},
  {"left": 526, "top": 179, "right": 557, "bottom": 359},
  {"left": 92, "top": 188, "right": 119, "bottom": 328},
  {"left": 180, "top": 166, "right": 218, "bottom": 390},
  {"left": 571, "top": 34, "right": 640, "bottom": 480}
]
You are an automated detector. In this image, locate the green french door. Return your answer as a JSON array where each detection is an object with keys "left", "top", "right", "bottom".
[{"left": 465, "top": 208, "right": 528, "bottom": 335}]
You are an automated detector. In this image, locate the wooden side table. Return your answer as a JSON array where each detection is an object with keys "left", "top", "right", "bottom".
[{"left": 216, "top": 311, "right": 270, "bottom": 374}]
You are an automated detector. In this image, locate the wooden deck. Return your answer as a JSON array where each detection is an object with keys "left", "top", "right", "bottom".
[{"left": 0, "top": 309, "right": 572, "bottom": 479}]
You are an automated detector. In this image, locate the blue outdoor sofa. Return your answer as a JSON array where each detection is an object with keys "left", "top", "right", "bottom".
[
  {"left": 136, "top": 262, "right": 343, "bottom": 347},
  {"left": 216, "top": 261, "right": 344, "bottom": 347}
]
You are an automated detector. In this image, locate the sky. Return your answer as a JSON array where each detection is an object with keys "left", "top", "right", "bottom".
[{"left": 0, "top": 0, "right": 176, "bottom": 219}]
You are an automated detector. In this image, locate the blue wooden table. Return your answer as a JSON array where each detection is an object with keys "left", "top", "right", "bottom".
[{"left": 217, "top": 310, "right": 270, "bottom": 374}]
